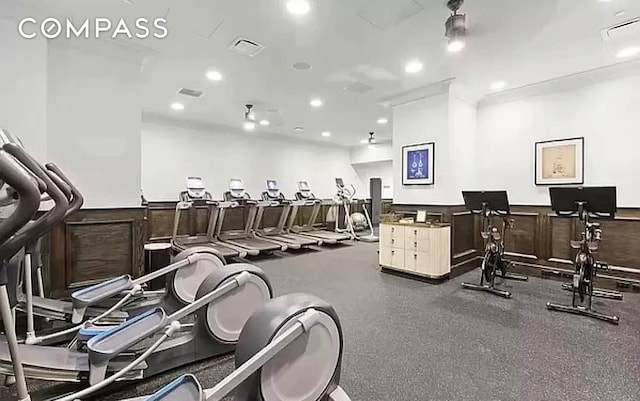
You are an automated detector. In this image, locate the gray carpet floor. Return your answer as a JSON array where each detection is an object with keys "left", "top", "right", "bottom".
[{"left": 2, "top": 242, "right": 640, "bottom": 400}]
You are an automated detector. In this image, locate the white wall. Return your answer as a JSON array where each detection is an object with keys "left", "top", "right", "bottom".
[
  {"left": 449, "top": 94, "right": 478, "bottom": 195},
  {"left": 392, "top": 93, "right": 456, "bottom": 204},
  {"left": 350, "top": 143, "right": 393, "bottom": 164},
  {"left": 476, "top": 74, "right": 640, "bottom": 207},
  {"left": 142, "top": 122, "right": 362, "bottom": 201},
  {"left": 0, "top": 17, "right": 48, "bottom": 161},
  {"left": 353, "top": 161, "right": 393, "bottom": 199},
  {"left": 47, "top": 41, "right": 143, "bottom": 208}
]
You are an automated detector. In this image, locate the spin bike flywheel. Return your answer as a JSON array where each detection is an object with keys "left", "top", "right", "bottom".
[{"left": 483, "top": 252, "right": 498, "bottom": 283}]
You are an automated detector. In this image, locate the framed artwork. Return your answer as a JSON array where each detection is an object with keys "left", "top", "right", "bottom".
[
  {"left": 535, "top": 137, "right": 584, "bottom": 185},
  {"left": 402, "top": 142, "right": 435, "bottom": 186}
]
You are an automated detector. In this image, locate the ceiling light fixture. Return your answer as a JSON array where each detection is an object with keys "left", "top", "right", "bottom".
[
  {"left": 445, "top": 0, "right": 467, "bottom": 53},
  {"left": 615, "top": 10, "right": 626, "bottom": 17},
  {"left": 287, "top": 0, "right": 310, "bottom": 16},
  {"left": 367, "top": 132, "right": 377, "bottom": 145},
  {"left": 259, "top": 119, "right": 270, "bottom": 126},
  {"left": 206, "top": 70, "right": 223, "bottom": 81},
  {"left": 490, "top": 81, "right": 507, "bottom": 91},
  {"left": 243, "top": 104, "right": 256, "bottom": 131},
  {"left": 616, "top": 46, "right": 640, "bottom": 58},
  {"left": 405, "top": 60, "right": 423, "bottom": 74},
  {"left": 310, "top": 98, "right": 323, "bottom": 108},
  {"left": 360, "top": 139, "right": 368, "bottom": 144},
  {"left": 322, "top": 131, "right": 331, "bottom": 137},
  {"left": 377, "top": 118, "right": 389, "bottom": 125},
  {"left": 294, "top": 127, "right": 305, "bottom": 132},
  {"left": 170, "top": 102, "right": 184, "bottom": 111}
]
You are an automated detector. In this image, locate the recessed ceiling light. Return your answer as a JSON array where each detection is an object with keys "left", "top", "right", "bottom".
[
  {"left": 377, "top": 118, "right": 388, "bottom": 125},
  {"left": 404, "top": 60, "right": 423, "bottom": 74},
  {"left": 447, "top": 40, "right": 465, "bottom": 53},
  {"left": 598, "top": 0, "right": 613, "bottom": 2},
  {"left": 360, "top": 139, "right": 368, "bottom": 144},
  {"left": 294, "top": 127, "right": 304, "bottom": 132},
  {"left": 287, "top": 0, "right": 310, "bottom": 16},
  {"left": 490, "top": 81, "right": 507, "bottom": 91},
  {"left": 243, "top": 121, "right": 256, "bottom": 131},
  {"left": 206, "top": 70, "right": 223, "bottom": 81},
  {"left": 616, "top": 46, "right": 640, "bottom": 58},
  {"left": 170, "top": 102, "right": 184, "bottom": 111},
  {"left": 615, "top": 10, "right": 626, "bottom": 16},
  {"left": 259, "top": 120, "right": 270, "bottom": 126},
  {"left": 310, "top": 98, "right": 323, "bottom": 108},
  {"left": 321, "top": 131, "right": 331, "bottom": 137}
]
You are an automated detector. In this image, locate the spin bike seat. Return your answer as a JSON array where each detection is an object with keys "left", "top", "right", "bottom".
[
  {"left": 587, "top": 222, "right": 601, "bottom": 229},
  {"left": 570, "top": 240, "right": 582, "bottom": 249}
]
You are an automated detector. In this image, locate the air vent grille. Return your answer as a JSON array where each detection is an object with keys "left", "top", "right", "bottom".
[
  {"left": 601, "top": 17, "right": 640, "bottom": 41},
  {"left": 228, "top": 37, "right": 265, "bottom": 57},
  {"left": 178, "top": 88, "right": 204, "bottom": 98}
]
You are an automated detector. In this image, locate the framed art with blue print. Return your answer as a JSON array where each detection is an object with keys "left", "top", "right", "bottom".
[{"left": 402, "top": 142, "right": 435, "bottom": 185}]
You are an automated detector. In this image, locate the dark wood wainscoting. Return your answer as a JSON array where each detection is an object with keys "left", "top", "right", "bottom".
[
  {"left": 48, "top": 208, "right": 145, "bottom": 298},
  {"left": 389, "top": 204, "right": 640, "bottom": 291}
]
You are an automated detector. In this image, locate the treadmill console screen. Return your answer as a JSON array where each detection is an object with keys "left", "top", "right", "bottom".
[
  {"left": 267, "top": 180, "right": 278, "bottom": 190},
  {"left": 335, "top": 178, "right": 344, "bottom": 187},
  {"left": 229, "top": 178, "right": 244, "bottom": 190},
  {"left": 298, "top": 181, "right": 310, "bottom": 191}
]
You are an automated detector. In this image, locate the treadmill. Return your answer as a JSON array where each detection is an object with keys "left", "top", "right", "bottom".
[
  {"left": 287, "top": 180, "right": 352, "bottom": 244},
  {"left": 253, "top": 180, "right": 322, "bottom": 248},
  {"left": 215, "top": 178, "right": 285, "bottom": 253},
  {"left": 171, "top": 177, "right": 249, "bottom": 259}
]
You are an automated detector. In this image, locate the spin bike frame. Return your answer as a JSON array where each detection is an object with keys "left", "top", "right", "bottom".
[
  {"left": 461, "top": 203, "right": 528, "bottom": 298},
  {"left": 546, "top": 203, "right": 620, "bottom": 324}
]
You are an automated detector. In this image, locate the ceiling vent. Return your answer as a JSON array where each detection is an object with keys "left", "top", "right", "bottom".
[
  {"left": 344, "top": 81, "right": 375, "bottom": 94},
  {"left": 177, "top": 88, "right": 205, "bottom": 98},
  {"left": 601, "top": 17, "right": 640, "bottom": 41},
  {"left": 228, "top": 37, "right": 265, "bottom": 57}
]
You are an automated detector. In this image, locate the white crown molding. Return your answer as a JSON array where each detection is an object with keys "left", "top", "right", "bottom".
[
  {"left": 378, "top": 78, "right": 455, "bottom": 108},
  {"left": 479, "top": 59, "right": 640, "bottom": 109}
]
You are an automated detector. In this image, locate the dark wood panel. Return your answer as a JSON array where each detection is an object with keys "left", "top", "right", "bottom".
[
  {"left": 549, "top": 216, "right": 573, "bottom": 261},
  {"left": 147, "top": 207, "right": 183, "bottom": 240},
  {"left": 66, "top": 220, "right": 133, "bottom": 287},
  {"left": 49, "top": 208, "right": 144, "bottom": 298},
  {"left": 597, "top": 219, "right": 640, "bottom": 270},
  {"left": 452, "top": 213, "right": 474, "bottom": 255},
  {"left": 505, "top": 214, "right": 537, "bottom": 257}
]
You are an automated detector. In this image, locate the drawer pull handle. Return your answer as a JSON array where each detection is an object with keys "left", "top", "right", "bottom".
[
  {"left": 414, "top": 254, "right": 417, "bottom": 260},
  {"left": 414, "top": 230, "right": 417, "bottom": 235},
  {"left": 391, "top": 228, "right": 395, "bottom": 233},
  {"left": 392, "top": 250, "right": 395, "bottom": 254},
  {"left": 414, "top": 242, "right": 417, "bottom": 247},
  {"left": 391, "top": 239, "right": 395, "bottom": 244}
]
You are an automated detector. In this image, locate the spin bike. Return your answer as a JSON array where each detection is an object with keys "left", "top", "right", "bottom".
[
  {"left": 461, "top": 191, "right": 528, "bottom": 298},
  {"left": 546, "top": 187, "right": 620, "bottom": 325}
]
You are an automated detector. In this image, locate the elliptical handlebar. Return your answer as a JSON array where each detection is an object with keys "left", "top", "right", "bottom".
[
  {"left": 0, "top": 151, "right": 42, "bottom": 256},
  {"left": 46, "top": 162, "right": 85, "bottom": 217},
  {"left": 0, "top": 144, "right": 69, "bottom": 260}
]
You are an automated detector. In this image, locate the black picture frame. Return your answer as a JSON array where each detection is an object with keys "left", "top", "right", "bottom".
[{"left": 402, "top": 142, "right": 435, "bottom": 186}]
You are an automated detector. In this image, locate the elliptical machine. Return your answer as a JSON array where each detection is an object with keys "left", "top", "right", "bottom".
[
  {"left": 546, "top": 186, "right": 620, "bottom": 325},
  {"left": 334, "top": 178, "right": 378, "bottom": 243},
  {"left": 0, "top": 145, "right": 274, "bottom": 401},
  {"left": 124, "top": 293, "right": 352, "bottom": 401},
  {"left": 461, "top": 191, "right": 528, "bottom": 299}
]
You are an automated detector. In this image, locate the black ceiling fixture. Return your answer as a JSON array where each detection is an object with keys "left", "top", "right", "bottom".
[
  {"left": 368, "top": 132, "right": 377, "bottom": 145},
  {"left": 445, "top": 0, "right": 467, "bottom": 52}
]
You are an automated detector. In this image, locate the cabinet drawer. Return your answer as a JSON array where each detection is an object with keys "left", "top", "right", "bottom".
[
  {"left": 389, "top": 248, "right": 405, "bottom": 269},
  {"left": 380, "top": 246, "right": 392, "bottom": 266},
  {"left": 405, "top": 237, "right": 431, "bottom": 253},
  {"left": 404, "top": 252, "right": 418, "bottom": 271},
  {"left": 381, "top": 225, "right": 405, "bottom": 248}
]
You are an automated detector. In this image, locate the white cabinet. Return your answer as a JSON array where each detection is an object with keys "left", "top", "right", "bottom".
[{"left": 379, "top": 223, "right": 451, "bottom": 279}]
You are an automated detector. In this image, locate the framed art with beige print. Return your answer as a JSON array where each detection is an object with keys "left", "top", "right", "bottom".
[{"left": 535, "top": 137, "right": 584, "bottom": 185}]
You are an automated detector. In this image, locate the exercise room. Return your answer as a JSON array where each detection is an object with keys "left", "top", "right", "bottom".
[{"left": 1, "top": 0, "right": 639, "bottom": 400}]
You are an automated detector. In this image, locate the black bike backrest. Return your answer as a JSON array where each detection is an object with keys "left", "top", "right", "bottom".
[
  {"left": 0, "top": 151, "right": 42, "bottom": 260},
  {"left": 0, "top": 144, "right": 69, "bottom": 259},
  {"left": 46, "top": 162, "right": 84, "bottom": 218}
]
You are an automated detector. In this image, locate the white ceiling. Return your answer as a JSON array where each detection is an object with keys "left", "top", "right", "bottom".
[{"left": 11, "top": 0, "right": 640, "bottom": 146}]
